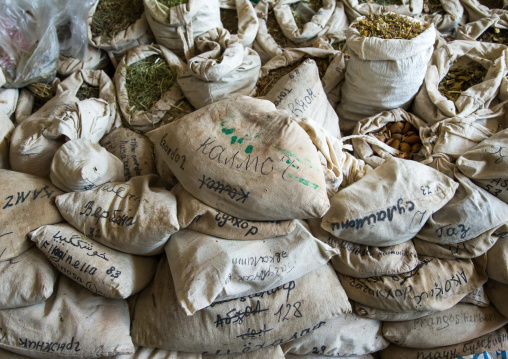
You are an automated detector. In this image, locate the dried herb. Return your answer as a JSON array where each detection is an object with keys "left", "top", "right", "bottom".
[
  {"left": 479, "top": 27, "right": 508, "bottom": 46},
  {"left": 370, "top": 121, "right": 422, "bottom": 160},
  {"left": 478, "top": 0, "right": 507, "bottom": 9},
  {"left": 256, "top": 56, "right": 329, "bottom": 96},
  {"left": 291, "top": 0, "right": 323, "bottom": 29},
  {"left": 438, "top": 60, "right": 488, "bottom": 102},
  {"left": 76, "top": 83, "right": 101, "bottom": 101},
  {"left": 267, "top": 10, "right": 291, "bottom": 48},
  {"left": 124, "top": 55, "right": 177, "bottom": 113},
  {"left": 91, "top": 0, "right": 144, "bottom": 41},
  {"left": 358, "top": 0, "right": 403, "bottom": 5},
  {"left": 162, "top": 98, "right": 195, "bottom": 125},
  {"left": 422, "top": 0, "right": 444, "bottom": 14},
  {"left": 27, "top": 83, "right": 55, "bottom": 100},
  {"left": 157, "top": 0, "right": 188, "bottom": 7},
  {"left": 221, "top": 8, "right": 239, "bottom": 34},
  {"left": 353, "top": 13, "right": 430, "bottom": 40}
]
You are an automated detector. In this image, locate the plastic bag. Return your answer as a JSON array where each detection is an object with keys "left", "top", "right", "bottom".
[{"left": 0, "top": 0, "right": 59, "bottom": 88}]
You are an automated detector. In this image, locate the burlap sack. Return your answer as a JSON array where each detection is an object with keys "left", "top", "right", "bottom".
[
  {"left": 56, "top": 69, "right": 121, "bottom": 133},
  {"left": 308, "top": 218, "right": 419, "bottom": 278},
  {"left": 100, "top": 127, "right": 157, "bottom": 180},
  {"left": 30, "top": 223, "right": 157, "bottom": 299},
  {"left": 321, "top": 157, "right": 458, "bottom": 247},
  {"left": 58, "top": 46, "right": 110, "bottom": 77},
  {"left": 416, "top": 167, "right": 508, "bottom": 245},
  {"left": 0, "top": 246, "right": 57, "bottom": 310},
  {"left": 9, "top": 91, "right": 78, "bottom": 177},
  {"left": 165, "top": 221, "right": 337, "bottom": 314},
  {"left": 461, "top": 0, "right": 508, "bottom": 22},
  {"left": 55, "top": 174, "right": 179, "bottom": 255},
  {"left": 146, "top": 96, "right": 329, "bottom": 221},
  {"left": 380, "top": 326, "right": 508, "bottom": 359},
  {"left": 337, "top": 15, "right": 435, "bottom": 133},
  {"left": 382, "top": 303, "right": 508, "bottom": 349},
  {"left": 115, "top": 45, "right": 186, "bottom": 132},
  {"left": 457, "top": 14, "right": 508, "bottom": 42},
  {"left": 144, "top": 0, "right": 222, "bottom": 60},
  {"left": 0, "top": 111, "right": 14, "bottom": 169},
  {"left": 339, "top": 256, "right": 488, "bottom": 313},
  {"left": 456, "top": 128, "right": 508, "bottom": 204},
  {"left": 342, "top": 0, "right": 423, "bottom": 22},
  {"left": 460, "top": 286, "right": 490, "bottom": 307},
  {"left": 413, "top": 229, "right": 499, "bottom": 259},
  {"left": 0, "top": 88, "right": 18, "bottom": 117},
  {"left": 351, "top": 108, "right": 431, "bottom": 168},
  {"left": 171, "top": 183, "right": 296, "bottom": 239},
  {"left": 50, "top": 139, "right": 125, "bottom": 192},
  {"left": 486, "top": 238, "right": 508, "bottom": 284},
  {"left": 0, "top": 275, "right": 134, "bottom": 358},
  {"left": 220, "top": 0, "right": 259, "bottom": 47},
  {"left": 0, "top": 170, "right": 63, "bottom": 261},
  {"left": 132, "top": 259, "right": 351, "bottom": 353},
  {"left": 259, "top": 51, "right": 341, "bottom": 139},
  {"left": 414, "top": 0, "right": 463, "bottom": 34},
  {"left": 281, "top": 312, "right": 389, "bottom": 356},
  {"left": 88, "top": 1, "right": 153, "bottom": 66},
  {"left": 412, "top": 41, "right": 508, "bottom": 125},
  {"left": 485, "top": 279, "right": 508, "bottom": 318},
  {"left": 104, "top": 345, "right": 285, "bottom": 358},
  {"left": 177, "top": 28, "right": 261, "bottom": 109},
  {"left": 354, "top": 302, "right": 437, "bottom": 322}
]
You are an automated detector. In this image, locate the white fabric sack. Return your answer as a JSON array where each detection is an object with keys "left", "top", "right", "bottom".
[
  {"left": 415, "top": 0, "right": 463, "bottom": 34},
  {"left": 321, "top": 157, "right": 458, "bottom": 247},
  {"left": 456, "top": 128, "right": 508, "bottom": 204},
  {"left": 0, "top": 169, "right": 63, "bottom": 261},
  {"left": 337, "top": 14, "right": 435, "bottom": 133},
  {"left": 115, "top": 45, "right": 186, "bottom": 132},
  {"left": 9, "top": 91, "right": 78, "bottom": 178},
  {"left": 100, "top": 127, "right": 157, "bottom": 180},
  {"left": 457, "top": 14, "right": 508, "bottom": 42},
  {"left": 0, "top": 111, "right": 14, "bottom": 169},
  {"left": 285, "top": 355, "right": 376, "bottom": 359},
  {"left": 308, "top": 218, "right": 420, "bottom": 278},
  {"left": 0, "top": 246, "right": 57, "bottom": 310},
  {"left": 14, "top": 89, "right": 34, "bottom": 125},
  {"left": 460, "top": 286, "right": 490, "bottom": 307},
  {"left": 177, "top": 27, "right": 261, "bottom": 109},
  {"left": 50, "top": 139, "right": 125, "bottom": 192},
  {"left": 57, "top": 45, "right": 110, "bottom": 77},
  {"left": 382, "top": 303, "right": 508, "bottom": 349},
  {"left": 104, "top": 345, "right": 285, "bottom": 358},
  {"left": 485, "top": 279, "right": 508, "bottom": 318},
  {"left": 132, "top": 259, "right": 351, "bottom": 354},
  {"left": 486, "top": 238, "right": 508, "bottom": 284},
  {"left": 165, "top": 221, "right": 337, "bottom": 315},
  {"left": 147, "top": 96, "right": 330, "bottom": 221},
  {"left": 379, "top": 326, "right": 508, "bottom": 359},
  {"left": 342, "top": 0, "right": 423, "bottom": 22},
  {"left": 412, "top": 41, "right": 508, "bottom": 125},
  {"left": 259, "top": 51, "right": 341, "bottom": 139},
  {"left": 171, "top": 183, "right": 296, "bottom": 240},
  {"left": 416, "top": 167, "right": 508, "bottom": 244},
  {"left": 55, "top": 174, "right": 179, "bottom": 255},
  {"left": 351, "top": 108, "right": 431, "bottom": 168},
  {"left": 354, "top": 302, "right": 437, "bottom": 322},
  {"left": 0, "top": 275, "right": 134, "bottom": 358},
  {"left": 56, "top": 69, "right": 121, "bottom": 134},
  {"left": 461, "top": 0, "right": 508, "bottom": 22},
  {"left": 220, "top": 0, "right": 259, "bottom": 47},
  {"left": 144, "top": 0, "right": 222, "bottom": 60},
  {"left": 0, "top": 88, "right": 18, "bottom": 117},
  {"left": 281, "top": 312, "right": 389, "bottom": 357},
  {"left": 338, "top": 256, "right": 488, "bottom": 313},
  {"left": 30, "top": 223, "right": 157, "bottom": 299}
]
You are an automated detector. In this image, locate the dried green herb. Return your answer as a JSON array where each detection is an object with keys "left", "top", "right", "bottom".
[
  {"left": 162, "top": 98, "right": 195, "bottom": 125},
  {"left": 353, "top": 13, "right": 430, "bottom": 40},
  {"left": 478, "top": 0, "right": 507, "bottom": 9},
  {"left": 27, "top": 83, "right": 55, "bottom": 100},
  {"left": 358, "top": 0, "right": 403, "bottom": 5},
  {"left": 438, "top": 60, "right": 488, "bottom": 102},
  {"left": 479, "top": 27, "right": 508, "bottom": 46},
  {"left": 124, "top": 55, "right": 177, "bottom": 113},
  {"left": 76, "top": 83, "right": 101, "bottom": 101},
  {"left": 291, "top": 0, "right": 323, "bottom": 29},
  {"left": 221, "top": 8, "right": 239, "bottom": 34},
  {"left": 256, "top": 56, "right": 329, "bottom": 96},
  {"left": 157, "top": 0, "right": 188, "bottom": 7},
  {"left": 267, "top": 10, "right": 291, "bottom": 48},
  {"left": 422, "top": 0, "right": 444, "bottom": 14},
  {"left": 91, "top": 0, "right": 144, "bottom": 41}
]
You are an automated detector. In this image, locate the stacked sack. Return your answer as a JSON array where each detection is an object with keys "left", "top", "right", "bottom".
[{"left": 1, "top": 0, "right": 508, "bottom": 358}]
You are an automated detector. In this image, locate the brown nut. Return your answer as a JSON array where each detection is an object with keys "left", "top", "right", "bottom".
[
  {"left": 405, "top": 130, "right": 417, "bottom": 136},
  {"left": 396, "top": 153, "right": 407, "bottom": 159},
  {"left": 390, "top": 139, "right": 400, "bottom": 150},
  {"left": 400, "top": 142, "right": 411, "bottom": 153},
  {"left": 392, "top": 133, "right": 403, "bottom": 140},
  {"left": 411, "top": 143, "right": 422, "bottom": 152},
  {"left": 401, "top": 122, "right": 412, "bottom": 134},
  {"left": 389, "top": 122, "right": 404, "bottom": 134},
  {"left": 404, "top": 135, "right": 421, "bottom": 145}
]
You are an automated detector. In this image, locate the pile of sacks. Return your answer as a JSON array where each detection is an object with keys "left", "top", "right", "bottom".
[{"left": 1, "top": 0, "right": 508, "bottom": 358}]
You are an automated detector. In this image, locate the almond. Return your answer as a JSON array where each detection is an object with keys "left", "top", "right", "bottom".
[
  {"left": 405, "top": 134, "right": 421, "bottom": 145},
  {"left": 390, "top": 139, "right": 400, "bottom": 150},
  {"left": 389, "top": 122, "right": 404, "bottom": 134}
]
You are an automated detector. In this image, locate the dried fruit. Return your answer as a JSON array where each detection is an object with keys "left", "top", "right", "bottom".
[
  {"left": 369, "top": 121, "right": 423, "bottom": 160},
  {"left": 352, "top": 13, "right": 430, "bottom": 40}
]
